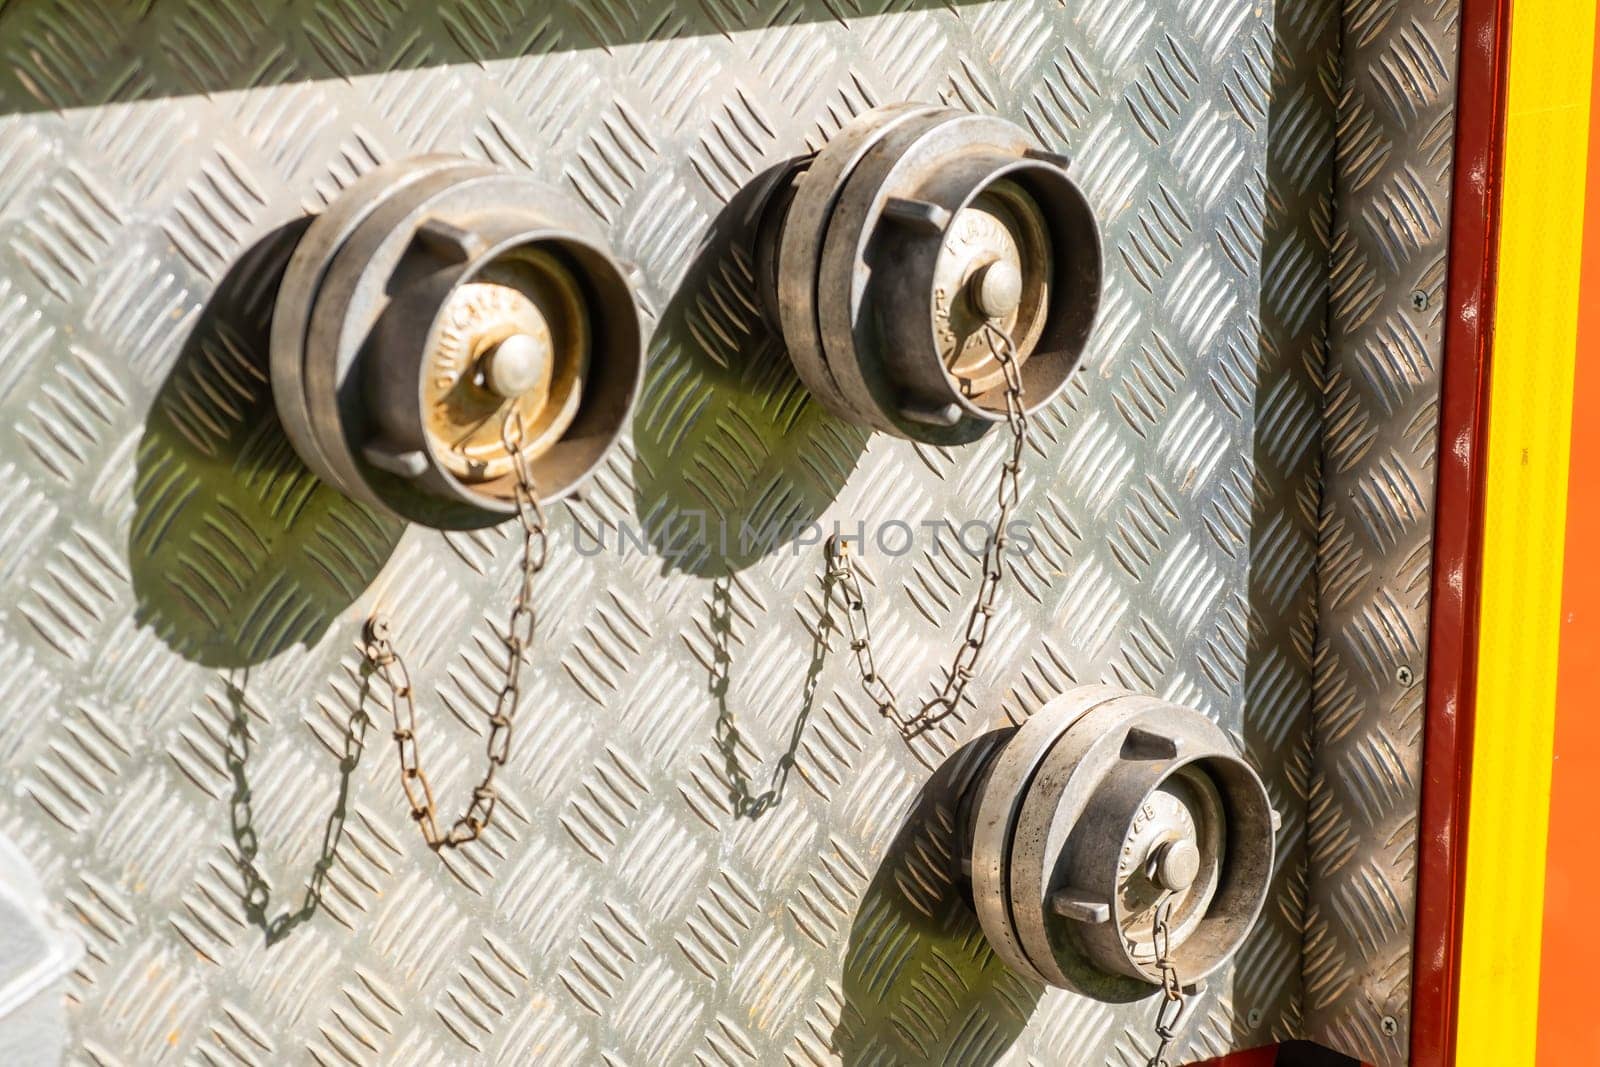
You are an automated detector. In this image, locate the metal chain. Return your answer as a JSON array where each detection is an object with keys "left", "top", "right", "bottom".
[
  {"left": 824, "top": 319, "right": 1029, "bottom": 739},
  {"left": 362, "top": 410, "right": 548, "bottom": 849},
  {"left": 1147, "top": 891, "right": 1187, "bottom": 1067}
]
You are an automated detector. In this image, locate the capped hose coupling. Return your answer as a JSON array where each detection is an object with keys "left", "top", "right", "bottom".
[
  {"left": 755, "top": 105, "right": 1103, "bottom": 445},
  {"left": 957, "top": 685, "right": 1277, "bottom": 1000},
  {"left": 271, "top": 156, "right": 642, "bottom": 529}
]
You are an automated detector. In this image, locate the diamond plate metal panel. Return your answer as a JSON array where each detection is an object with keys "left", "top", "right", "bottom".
[
  {"left": 0, "top": 0, "right": 1361, "bottom": 1063},
  {"left": 1299, "top": 0, "right": 1460, "bottom": 1061}
]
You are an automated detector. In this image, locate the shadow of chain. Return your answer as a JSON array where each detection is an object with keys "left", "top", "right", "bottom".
[
  {"left": 710, "top": 573, "right": 835, "bottom": 818},
  {"left": 223, "top": 667, "right": 371, "bottom": 945}
]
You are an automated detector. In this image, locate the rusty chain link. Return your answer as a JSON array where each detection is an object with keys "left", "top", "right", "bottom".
[
  {"left": 362, "top": 410, "right": 547, "bottom": 850},
  {"left": 1147, "top": 891, "right": 1187, "bottom": 1067},
  {"left": 824, "top": 319, "right": 1029, "bottom": 739}
]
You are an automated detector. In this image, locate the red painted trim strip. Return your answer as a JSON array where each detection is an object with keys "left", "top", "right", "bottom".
[
  {"left": 1410, "top": 0, "right": 1513, "bottom": 1061},
  {"left": 1535, "top": 16, "right": 1600, "bottom": 1062}
]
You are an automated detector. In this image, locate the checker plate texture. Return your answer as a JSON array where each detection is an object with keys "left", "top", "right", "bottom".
[
  {"left": 1302, "top": 0, "right": 1459, "bottom": 1061},
  {"left": 0, "top": 0, "right": 1449, "bottom": 1063}
]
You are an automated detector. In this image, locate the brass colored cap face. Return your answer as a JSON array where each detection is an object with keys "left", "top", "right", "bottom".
[
  {"left": 422, "top": 245, "right": 590, "bottom": 483},
  {"left": 931, "top": 178, "right": 1053, "bottom": 397}
]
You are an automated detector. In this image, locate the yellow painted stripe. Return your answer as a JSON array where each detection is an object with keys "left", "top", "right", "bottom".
[{"left": 1455, "top": 0, "right": 1598, "bottom": 1062}]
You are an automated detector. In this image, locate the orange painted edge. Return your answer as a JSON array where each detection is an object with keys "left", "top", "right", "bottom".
[{"left": 1535, "top": 13, "right": 1600, "bottom": 1064}]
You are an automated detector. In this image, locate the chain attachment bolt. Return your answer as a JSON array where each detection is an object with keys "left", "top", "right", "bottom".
[
  {"left": 1152, "top": 839, "right": 1202, "bottom": 892},
  {"left": 972, "top": 259, "right": 1024, "bottom": 319}
]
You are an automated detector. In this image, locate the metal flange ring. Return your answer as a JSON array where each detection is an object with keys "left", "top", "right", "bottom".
[
  {"left": 1063, "top": 750, "right": 1266, "bottom": 988},
  {"left": 816, "top": 110, "right": 1022, "bottom": 441},
  {"left": 1007, "top": 693, "right": 1241, "bottom": 996},
  {"left": 773, "top": 102, "right": 943, "bottom": 424},
  {"left": 270, "top": 156, "right": 490, "bottom": 494},
  {"left": 966, "top": 684, "right": 1128, "bottom": 984},
  {"left": 301, "top": 163, "right": 508, "bottom": 514}
]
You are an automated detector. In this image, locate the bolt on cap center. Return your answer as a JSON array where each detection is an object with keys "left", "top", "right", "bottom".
[
  {"left": 972, "top": 258, "right": 1025, "bottom": 319},
  {"left": 1152, "top": 839, "right": 1203, "bottom": 892},
  {"left": 483, "top": 332, "right": 552, "bottom": 399}
]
